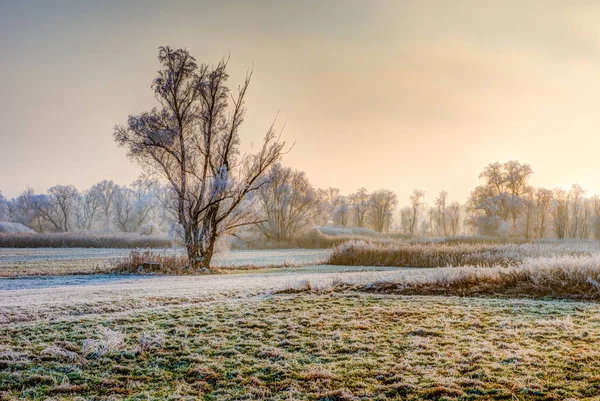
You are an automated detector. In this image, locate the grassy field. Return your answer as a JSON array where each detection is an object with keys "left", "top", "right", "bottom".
[
  {"left": 0, "top": 248, "right": 330, "bottom": 277},
  {"left": 2, "top": 293, "right": 600, "bottom": 400}
]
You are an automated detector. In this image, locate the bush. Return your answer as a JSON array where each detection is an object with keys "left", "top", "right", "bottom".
[
  {"left": 111, "top": 249, "right": 188, "bottom": 274},
  {"left": 0, "top": 232, "right": 172, "bottom": 248}
]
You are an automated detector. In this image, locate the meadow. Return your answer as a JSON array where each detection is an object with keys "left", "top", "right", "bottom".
[
  {"left": 3, "top": 235, "right": 600, "bottom": 399},
  {"left": 2, "top": 293, "right": 600, "bottom": 400}
]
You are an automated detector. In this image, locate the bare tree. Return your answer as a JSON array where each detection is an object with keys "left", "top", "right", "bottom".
[
  {"left": 521, "top": 186, "right": 535, "bottom": 241},
  {"left": 534, "top": 188, "right": 553, "bottom": 239},
  {"left": 332, "top": 196, "right": 350, "bottom": 227},
  {"left": 408, "top": 189, "right": 425, "bottom": 235},
  {"left": 592, "top": 195, "right": 600, "bottom": 240},
  {"left": 568, "top": 184, "right": 586, "bottom": 239},
  {"left": 367, "top": 189, "right": 398, "bottom": 233},
  {"left": 74, "top": 188, "right": 102, "bottom": 231},
  {"left": 349, "top": 188, "right": 369, "bottom": 228},
  {"left": 257, "top": 164, "right": 319, "bottom": 241},
  {"left": 447, "top": 202, "right": 461, "bottom": 236},
  {"left": 468, "top": 160, "right": 532, "bottom": 235},
  {"left": 114, "top": 47, "right": 285, "bottom": 270},
  {"left": 399, "top": 206, "right": 412, "bottom": 234},
  {"left": 0, "top": 192, "right": 8, "bottom": 222},
  {"left": 434, "top": 190, "right": 449, "bottom": 236},
  {"left": 112, "top": 185, "right": 135, "bottom": 232},
  {"left": 34, "top": 185, "right": 79, "bottom": 232},
  {"left": 317, "top": 187, "right": 341, "bottom": 225},
  {"left": 552, "top": 188, "right": 569, "bottom": 239},
  {"left": 92, "top": 180, "right": 118, "bottom": 230}
]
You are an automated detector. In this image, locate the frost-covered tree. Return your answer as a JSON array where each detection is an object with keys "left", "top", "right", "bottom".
[
  {"left": 367, "top": 189, "right": 397, "bottom": 233},
  {"left": 31, "top": 185, "right": 79, "bottom": 232},
  {"left": 112, "top": 179, "right": 158, "bottom": 232},
  {"left": 74, "top": 188, "right": 102, "bottom": 231},
  {"left": 114, "top": 46, "right": 285, "bottom": 270},
  {"left": 0, "top": 192, "right": 8, "bottom": 222},
  {"left": 568, "top": 184, "right": 587, "bottom": 239},
  {"left": 10, "top": 188, "right": 41, "bottom": 230},
  {"left": 257, "top": 164, "right": 319, "bottom": 241},
  {"left": 399, "top": 206, "right": 412, "bottom": 234},
  {"left": 408, "top": 189, "right": 425, "bottom": 235},
  {"left": 316, "top": 187, "right": 341, "bottom": 225},
  {"left": 91, "top": 180, "right": 118, "bottom": 230},
  {"left": 551, "top": 188, "right": 569, "bottom": 239},
  {"left": 332, "top": 196, "right": 350, "bottom": 227},
  {"left": 434, "top": 190, "right": 449, "bottom": 236},
  {"left": 349, "top": 188, "right": 369, "bottom": 228},
  {"left": 447, "top": 201, "right": 461, "bottom": 236},
  {"left": 534, "top": 188, "right": 553, "bottom": 239},
  {"left": 467, "top": 160, "right": 532, "bottom": 236}
]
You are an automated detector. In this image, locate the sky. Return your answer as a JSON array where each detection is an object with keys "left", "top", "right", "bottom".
[{"left": 2, "top": 0, "right": 600, "bottom": 205}]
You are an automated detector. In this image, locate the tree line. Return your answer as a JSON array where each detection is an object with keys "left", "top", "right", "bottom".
[{"left": 2, "top": 46, "right": 597, "bottom": 269}]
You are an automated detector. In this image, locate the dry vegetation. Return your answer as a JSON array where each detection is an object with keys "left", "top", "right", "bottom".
[
  {"left": 0, "top": 232, "right": 172, "bottom": 249},
  {"left": 2, "top": 293, "right": 600, "bottom": 400},
  {"left": 328, "top": 240, "right": 596, "bottom": 268},
  {"left": 331, "top": 254, "right": 600, "bottom": 301},
  {"left": 110, "top": 250, "right": 319, "bottom": 275}
]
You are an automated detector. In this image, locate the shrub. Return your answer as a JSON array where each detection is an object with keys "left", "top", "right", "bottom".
[{"left": 111, "top": 249, "right": 189, "bottom": 274}]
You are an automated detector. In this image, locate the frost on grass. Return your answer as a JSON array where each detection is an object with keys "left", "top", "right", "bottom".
[
  {"left": 81, "top": 326, "right": 125, "bottom": 359},
  {"left": 2, "top": 294, "right": 600, "bottom": 400},
  {"left": 329, "top": 239, "right": 600, "bottom": 268}
]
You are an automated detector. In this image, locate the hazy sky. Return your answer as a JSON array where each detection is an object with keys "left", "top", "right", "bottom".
[{"left": 2, "top": 0, "right": 600, "bottom": 204}]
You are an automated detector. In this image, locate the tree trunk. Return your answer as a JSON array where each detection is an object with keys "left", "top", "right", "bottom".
[{"left": 186, "top": 209, "right": 219, "bottom": 272}]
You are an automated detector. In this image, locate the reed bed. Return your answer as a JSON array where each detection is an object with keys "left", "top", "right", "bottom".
[
  {"left": 0, "top": 232, "right": 172, "bottom": 248},
  {"left": 354, "top": 254, "right": 600, "bottom": 300},
  {"left": 328, "top": 240, "right": 596, "bottom": 267}
]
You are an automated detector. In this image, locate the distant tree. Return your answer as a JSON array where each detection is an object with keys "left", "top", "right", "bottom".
[
  {"left": 568, "top": 184, "right": 586, "bottom": 239},
  {"left": 592, "top": 195, "right": 600, "bottom": 240},
  {"left": 0, "top": 192, "right": 8, "bottom": 222},
  {"left": 33, "top": 185, "right": 79, "bottom": 232},
  {"left": 551, "top": 188, "right": 569, "bottom": 239},
  {"left": 10, "top": 188, "right": 41, "bottom": 230},
  {"left": 74, "top": 188, "right": 102, "bottom": 231},
  {"left": 467, "top": 160, "right": 533, "bottom": 236},
  {"left": 91, "top": 180, "right": 118, "bottom": 230},
  {"left": 433, "top": 190, "right": 449, "bottom": 236},
  {"left": 257, "top": 164, "right": 319, "bottom": 241},
  {"left": 399, "top": 206, "right": 412, "bottom": 234},
  {"left": 112, "top": 180, "right": 160, "bottom": 233},
  {"left": 317, "top": 187, "right": 341, "bottom": 225},
  {"left": 534, "top": 188, "right": 553, "bottom": 239},
  {"left": 332, "top": 196, "right": 350, "bottom": 227},
  {"left": 521, "top": 186, "right": 535, "bottom": 241},
  {"left": 114, "top": 46, "right": 285, "bottom": 270},
  {"left": 447, "top": 202, "right": 461, "bottom": 236},
  {"left": 408, "top": 189, "right": 425, "bottom": 235},
  {"left": 112, "top": 185, "right": 135, "bottom": 232},
  {"left": 349, "top": 188, "right": 369, "bottom": 228},
  {"left": 367, "top": 189, "right": 398, "bottom": 233}
]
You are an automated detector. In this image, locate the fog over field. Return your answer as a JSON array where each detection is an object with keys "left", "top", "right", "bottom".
[{"left": 2, "top": 1, "right": 600, "bottom": 400}]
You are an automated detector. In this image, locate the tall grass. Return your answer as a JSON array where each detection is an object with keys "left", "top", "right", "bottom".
[
  {"left": 356, "top": 255, "right": 600, "bottom": 300},
  {"left": 328, "top": 240, "right": 595, "bottom": 267},
  {"left": 0, "top": 232, "right": 172, "bottom": 248}
]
